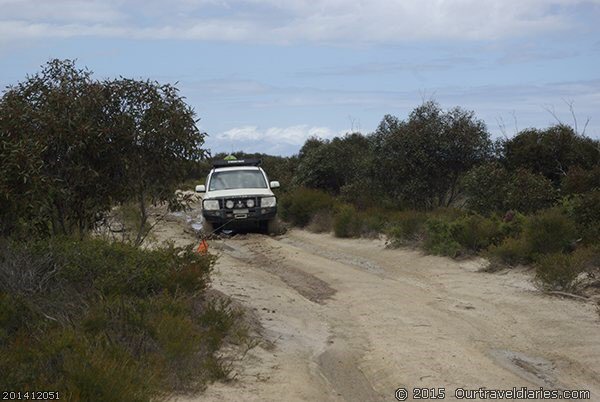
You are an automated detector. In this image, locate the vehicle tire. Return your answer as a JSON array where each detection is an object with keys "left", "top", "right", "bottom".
[
  {"left": 265, "top": 217, "right": 281, "bottom": 235},
  {"left": 202, "top": 219, "right": 214, "bottom": 237}
]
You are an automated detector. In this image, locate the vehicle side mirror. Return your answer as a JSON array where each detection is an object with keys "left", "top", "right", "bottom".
[
  {"left": 270, "top": 181, "right": 280, "bottom": 189},
  {"left": 195, "top": 184, "right": 206, "bottom": 193}
]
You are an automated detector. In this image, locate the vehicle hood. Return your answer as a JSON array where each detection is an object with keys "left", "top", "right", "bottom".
[{"left": 204, "top": 188, "right": 275, "bottom": 199}]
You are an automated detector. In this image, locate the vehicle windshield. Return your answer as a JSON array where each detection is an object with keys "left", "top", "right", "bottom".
[{"left": 209, "top": 170, "right": 267, "bottom": 191}]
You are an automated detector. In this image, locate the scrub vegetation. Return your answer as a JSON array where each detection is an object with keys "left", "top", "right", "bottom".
[
  {"left": 0, "top": 60, "right": 245, "bottom": 400},
  {"left": 221, "top": 102, "right": 600, "bottom": 295}
]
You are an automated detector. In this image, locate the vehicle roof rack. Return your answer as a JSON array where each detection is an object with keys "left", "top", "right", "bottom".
[{"left": 212, "top": 158, "right": 261, "bottom": 168}]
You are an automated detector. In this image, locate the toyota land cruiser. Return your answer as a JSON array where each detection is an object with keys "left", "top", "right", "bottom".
[{"left": 195, "top": 158, "right": 280, "bottom": 234}]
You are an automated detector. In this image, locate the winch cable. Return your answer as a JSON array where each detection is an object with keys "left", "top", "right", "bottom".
[
  {"left": 204, "top": 218, "right": 237, "bottom": 240},
  {"left": 196, "top": 217, "right": 237, "bottom": 255}
]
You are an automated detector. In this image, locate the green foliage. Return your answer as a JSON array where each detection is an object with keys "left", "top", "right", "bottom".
[
  {"left": 0, "top": 59, "right": 207, "bottom": 240},
  {"left": 306, "top": 211, "right": 334, "bottom": 233},
  {"left": 522, "top": 208, "right": 577, "bottom": 257},
  {"left": 0, "top": 238, "right": 239, "bottom": 399},
  {"left": 339, "top": 177, "right": 382, "bottom": 210},
  {"left": 359, "top": 208, "right": 389, "bottom": 235},
  {"left": 419, "top": 213, "right": 503, "bottom": 257},
  {"left": 294, "top": 133, "right": 373, "bottom": 195},
  {"left": 504, "top": 169, "right": 557, "bottom": 213},
  {"left": 561, "top": 165, "right": 600, "bottom": 195},
  {"left": 501, "top": 125, "right": 600, "bottom": 185},
  {"left": 0, "top": 60, "right": 112, "bottom": 237},
  {"left": 487, "top": 236, "right": 531, "bottom": 266},
  {"left": 450, "top": 214, "right": 502, "bottom": 252},
  {"left": 279, "top": 187, "right": 337, "bottom": 227},
  {"left": 535, "top": 252, "right": 585, "bottom": 291},
  {"left": 462, "top": 162, "right": 510, "bottom": 214},
  {"left": 385, "top": 211, "right": 427, "bottom": 246},
  {"left": 487, "top": 209, "right": 578, "bottom": 266},
  {"left": 423, "top": 219, "right": 462, "bottom": 257},
  {"left": 564, "top": 190, "right": 600, "bottom": 244},
  {"left": 105, "top": 78, "right": 207, "bottom": 245},
  {"left": 497, "top": 211, "right": 526, "bottom": 239},
  {"left": 371, "top": 102, "right": 493, "bottom": 209},
  {"left": 333, "top": 205, "right": 363, "bottom": 238},
  {"left": 463, "top": 164, "right": 557, "bottom": 215}
]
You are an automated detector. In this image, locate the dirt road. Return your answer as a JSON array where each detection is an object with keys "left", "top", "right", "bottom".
[{"left": 167, "top": 225, "right": 600, "bottom": 401}]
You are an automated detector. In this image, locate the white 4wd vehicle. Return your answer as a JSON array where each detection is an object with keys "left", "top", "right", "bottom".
[{"left": 195, "top": 159, "right": 280, "bottom": 234}]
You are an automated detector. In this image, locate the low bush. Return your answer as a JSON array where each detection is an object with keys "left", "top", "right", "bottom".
[
  {"left": 564, "top": 190, "right": 600, "bottom": 245},
  {"left": 279, "top": 188, "right": 337, "bottom": 227},
  {"left": 333, "top": 205, "right": 363, "bottom": 238},
  {"left": 450, "top": 214, "right": 502, "bottom": 252},
  {"left": 423, "top": 219, "right": 462, "bottom": 258},
  {"left": 521, "top": 208, "right": 577, "bottom": 257},
  {"left": 535, "top": 252, "right": 585, "bottom": 291},
  {"left": 486, "top": 209, "right": 579, "bottom": 266},
  {"left": 359, "top": 208, "right": 389, "bottom": 237},
  {"left": 497, "top": 211, "right": 526, "bottom": 239},
  {"left": 486, "top": 236, "right": 531, "bottom": 266},
  {"left": 385, "top": 210, "right": 427, "bottom": 247},
  {"left": 0, "top": 237, "right": 240, "bottom": 399},
  {"left": 306, "top": 210, "right": 334, "bottom": 233}
]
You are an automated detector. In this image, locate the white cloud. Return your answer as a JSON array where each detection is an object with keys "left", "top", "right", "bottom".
[
  {"left": 208, "top": 125, "right": 342, "bottom": 155},
  {"left": 1, "top": 0, "right": 598, "bottom": 43},
  {"left": 219, "top": 124, "right": 339, "bottom": 145},
  {"left": 0, "top": 0, "right": 124, "bottom": 23}
]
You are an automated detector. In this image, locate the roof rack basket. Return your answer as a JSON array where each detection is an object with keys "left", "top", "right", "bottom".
[{"left": 212, "top": 158, "right": 261, "bottom": 168}]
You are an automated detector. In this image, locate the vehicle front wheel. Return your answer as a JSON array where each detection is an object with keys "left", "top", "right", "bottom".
[{"left": 262, "top": 217, "right": 282, "bottom": 235}]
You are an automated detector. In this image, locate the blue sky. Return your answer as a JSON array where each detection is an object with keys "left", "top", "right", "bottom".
[{"left": 1, "top": 0, "right": 599, "bottom": 155}]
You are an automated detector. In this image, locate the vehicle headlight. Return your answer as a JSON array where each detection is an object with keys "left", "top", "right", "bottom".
[
  {"left": 246, "top": 199, "right": 255, "bottom": 208},
  {"left": 203, "top": 199, "right": 220, "bottom": 211},
  {"left": 261, "top": 196, "right": 276, "bottom": 207},
  {"left": 225, "top": 200, "right": 235, "bottom": 209}
]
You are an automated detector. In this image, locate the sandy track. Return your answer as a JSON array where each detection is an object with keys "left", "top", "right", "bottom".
[{"left": 172, "top": 229, "right": 600, "bottom": 401}]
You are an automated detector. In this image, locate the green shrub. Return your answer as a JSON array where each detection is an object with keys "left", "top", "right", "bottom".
[
  {"left": 450, "top": 214, "right": 501, "bottom": 252},
  {"left": 565, "top": 190, "right": 600, "bottom": 245},
  {"left": 535, "top": 253, "right": 585, "bottom": 291},
  {"left": 306, "top": 210, "right": 333, "bottom": 233},
  {"left": 0, "top": 237, "right": 238, "bottom": 399},
  {"left": 561, "top": 165, "right": 600, "bottom": 195},
  {"left": 497, "top": 211, "right": 526, "bottom": 238},
  {"left": 521, "top": 208, "right": 577, "bottom": 257},
  {"left": 505, "top": 169, "right": 557, "bottom": 214},
  {"left": 462, "top": 162, "right": 509, "bottom": 214},
  {"left": 385, "top": 210, "right": 427, "bottom": 246},
  {"left": 359, "top": 208, "right": 388, "bottom": 237},
  {"left": 486, "top": 209, "right": 579, "bottom": 266},
  {"left": 486, "top": 236, "right": 531, "bottom": 266},
  {"left": 279, "top": 187, "right": 337, "bottom": 227},
  {"left": 333, "top": 205, "right": 362, "bottom": 238},
  {"left": 423, "top": 219, "right": 462, "bottom": 257}
]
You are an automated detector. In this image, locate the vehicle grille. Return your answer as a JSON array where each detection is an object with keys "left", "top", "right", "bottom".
[{"left": 219, "top": 197, "right": 259, "bottom": 210}]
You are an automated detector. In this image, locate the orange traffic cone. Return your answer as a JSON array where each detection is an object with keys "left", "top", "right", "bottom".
[{"left": 196, "top": 239, "right": 209, "bottom": 255}]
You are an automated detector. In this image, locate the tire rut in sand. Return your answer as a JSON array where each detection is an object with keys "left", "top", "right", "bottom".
[
  {"left": 218, "top": 235, "right": 336, "bottom": 304},
  {"left": 318, "top": 339, "right": 384, "bottom": 402}
]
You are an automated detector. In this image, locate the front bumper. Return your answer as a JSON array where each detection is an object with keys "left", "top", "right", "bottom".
[{"left": 202, "top": 206, "right": 277, "bottom": 224}]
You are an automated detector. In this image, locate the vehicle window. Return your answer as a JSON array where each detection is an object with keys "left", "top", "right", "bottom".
[{"left": 209, "top": 170, "right": 267, "bottom": 190}]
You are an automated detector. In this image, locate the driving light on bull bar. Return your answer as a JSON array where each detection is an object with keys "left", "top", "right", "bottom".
[
  {"left": 203, "top": 199, "right": 220, "bottom": 211},
  {"left": 246, "top": 199, "right": 255, "bottom": 208},
  {"left": 225, "top": 200, "right": 235, "bottom": 209},
  {"left": 261, "top": 196, "right": 276, "bottom": 208}
]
